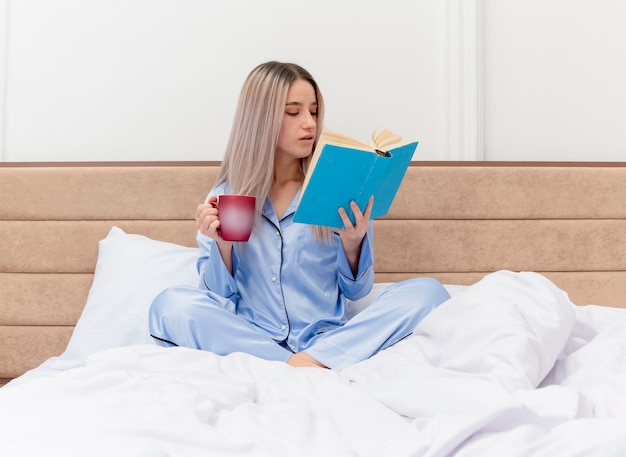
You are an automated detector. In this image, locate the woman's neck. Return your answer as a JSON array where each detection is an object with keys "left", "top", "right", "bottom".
[
  {"left": 273, "top": 157, "right": 303, "bottom": 185},
  {"left": 270, "top": 160, "right": 303, "bottom": 219}
]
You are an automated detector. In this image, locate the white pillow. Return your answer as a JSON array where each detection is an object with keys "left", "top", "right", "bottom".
[
  {"left": 55, "top": 227, "right": 200, "bottom": 366},
  {"left": 347, "top": 283, "right": 466, "bottom": 319}
]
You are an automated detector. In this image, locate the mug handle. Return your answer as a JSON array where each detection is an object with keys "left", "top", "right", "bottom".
[{"left": 208, "top": 199, "right": 221, "bottom": 235}]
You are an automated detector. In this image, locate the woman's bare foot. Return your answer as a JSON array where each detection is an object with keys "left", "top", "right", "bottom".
[{"left": 287, "top": 352, "right": 328, "bottom": 368}]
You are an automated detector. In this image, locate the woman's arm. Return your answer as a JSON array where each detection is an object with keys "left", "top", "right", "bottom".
[
  {"left": 195, "top": 192, "right": 239, "bottom": 304},
  {"left": 334, "top": 197, "right": 375, "bottom": 301}
]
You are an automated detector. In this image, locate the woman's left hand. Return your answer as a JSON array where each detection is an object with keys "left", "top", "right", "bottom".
[{"left": 336, "top": 196, "right": 373, "bottom": 275}]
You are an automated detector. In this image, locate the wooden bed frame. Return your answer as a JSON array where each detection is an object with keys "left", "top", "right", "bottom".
[{"left": 1, "top": 161, "right": 625, "bottom": 386}]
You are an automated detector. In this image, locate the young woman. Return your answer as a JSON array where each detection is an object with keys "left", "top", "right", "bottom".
[{"left": 149, "top": 61, "right": 450, "bottom": 369}]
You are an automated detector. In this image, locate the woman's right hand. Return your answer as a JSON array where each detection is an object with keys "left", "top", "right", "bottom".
[
  {"left": 196, "top": 196, "right": 222, "bottom": 241},
  {"left": 196, "top": 196, "right": 234, "bottom": 273}
]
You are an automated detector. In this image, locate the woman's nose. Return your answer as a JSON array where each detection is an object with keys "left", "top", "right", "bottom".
[{"left": 304, "top": 112, "right": 316, "bottom": 128}]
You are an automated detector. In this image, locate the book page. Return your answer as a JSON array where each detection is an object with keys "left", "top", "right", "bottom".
[
  {"left": 319, "top": 129, "right": 404, "bottom": 152},
  {"left": 371, "top": 129, "right": 403, "bottom": 150}
]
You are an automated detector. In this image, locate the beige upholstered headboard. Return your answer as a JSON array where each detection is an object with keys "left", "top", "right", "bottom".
[{"left": 1, "top": 161, "right": 625, "bottom": 385}]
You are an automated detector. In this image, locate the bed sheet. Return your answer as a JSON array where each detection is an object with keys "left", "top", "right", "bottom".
[{"left": 1, "top": 269, "right": 625, "bottom": 457}]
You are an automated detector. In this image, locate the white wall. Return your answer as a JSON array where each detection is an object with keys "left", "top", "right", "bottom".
[
  {"left": 1, "top": 0, "right": 625, "bottom": 162},
  {"left": 483, "top": 0, "right": 626, "bottom": 161},
  {"left": 0, "top": 0, "right": 449, "bottom": 162}
]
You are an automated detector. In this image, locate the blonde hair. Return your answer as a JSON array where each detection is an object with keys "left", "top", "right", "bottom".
[{"left": 216, "top": 61, "right": 331, "bottom": 241}]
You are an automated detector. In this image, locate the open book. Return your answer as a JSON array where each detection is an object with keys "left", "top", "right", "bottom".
[{"left": 293, "top": 129, "right": 417, "bottom": 228}]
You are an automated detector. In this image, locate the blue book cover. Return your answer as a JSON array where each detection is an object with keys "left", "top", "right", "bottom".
[{"left": 293, "top": 130, "right": 417, "bottom": 228}]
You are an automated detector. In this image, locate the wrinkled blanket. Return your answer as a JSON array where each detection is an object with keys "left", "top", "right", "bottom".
[{"left": 1, "top": 271, "right": 625, "bottom": 456}]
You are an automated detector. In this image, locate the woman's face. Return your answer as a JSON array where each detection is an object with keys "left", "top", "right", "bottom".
[{"left": 275, "top": 79, "right": 318, "bottom": 161}]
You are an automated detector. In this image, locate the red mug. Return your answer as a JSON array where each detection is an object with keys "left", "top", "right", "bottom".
[{"left": 211, "top": 195, "right": 256, "bottom": 242}]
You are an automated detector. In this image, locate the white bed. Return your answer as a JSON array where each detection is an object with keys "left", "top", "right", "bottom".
[
  {"left": 1, "top": 226, "right": 625, "bottom": 456},
  {"left": 1, "top": 161, "right": 626, "bottom": 456}
]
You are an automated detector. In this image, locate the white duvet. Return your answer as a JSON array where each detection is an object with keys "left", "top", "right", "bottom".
[{"left": 1, "top": 270, "right": 626, "bottom": 456}]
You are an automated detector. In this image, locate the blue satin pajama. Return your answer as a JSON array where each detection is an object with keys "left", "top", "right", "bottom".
[{"left": 149, "top": 184, "right": 450, "bottom": 370}]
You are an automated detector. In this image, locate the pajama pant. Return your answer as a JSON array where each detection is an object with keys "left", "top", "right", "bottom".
[{"left": 149, "top": 277, "right": 450, "bottom": 370}]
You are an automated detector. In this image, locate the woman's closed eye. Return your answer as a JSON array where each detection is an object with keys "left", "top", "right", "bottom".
[{"left": 286, "top": 110, "right": 317, "bottom": 117}]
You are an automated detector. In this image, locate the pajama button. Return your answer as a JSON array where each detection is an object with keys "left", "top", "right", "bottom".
[
  {"left": 271, "top": 276, "right": 277, "bottom": 282},
  {"left": 281, "top": 325, "right": 287, "bottom": 330}
]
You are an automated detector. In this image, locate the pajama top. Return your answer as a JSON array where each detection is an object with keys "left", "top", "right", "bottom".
[{"left": 197, "top": 182, "right": 375, "bottom": 353}]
